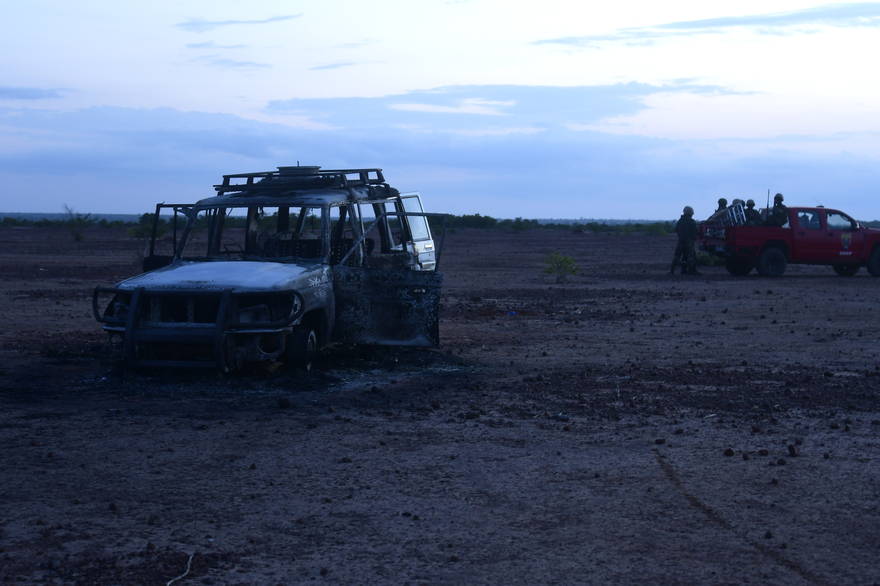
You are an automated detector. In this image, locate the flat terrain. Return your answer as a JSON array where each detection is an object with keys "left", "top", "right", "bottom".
[{"left": 1, "top": 226, "right": 879, "bottom": 585}]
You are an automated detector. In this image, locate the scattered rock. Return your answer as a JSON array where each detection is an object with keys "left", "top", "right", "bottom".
[
  {"left": 742, "top": 452, "right": 750, "bottom": 461},
  {"left": 830, "top": 422, "right": 840, "bottom": 430},
  {"left": 146, "top": 542, "right": 156, "bottom": 551},
  {"left": 824, "top": 453, "right": 830, "bottom": 459},
  {"left": 338, "top": 457, "right": 353, "bottom": 464},
  {"left": 771, "top": 478, "right": 779, "bottom": 485},
  {"left": 320, "top": 568, "right": 329, "bottom": 576},
  {"left": 765, "top": 531, "right": 773, "bottom": 539},
  {"left": 758, "top": 449, "right": 769, "bottom": 456},
  {"left": 327, "top": 406, "right": 335, "bottom": 413},
  {"left": 307, "top": 423, "right": 318, "bottom": 429},
  {"left": 723, "top": 448, "right": 735, "bottom": 457},
  {"left": 674, "top": 428, "right": 684, "bottom": 435},
  {"left": 844, "top": 417, "right": 853, "bottom": 425},
  {"left": 249, "top": 463, "right": 257, "bottom": 470},
  {"left": 108, "top": 502, "right": 118, "bottom": 511},
  {"left": 465, "top": 411, "right": 480, "bottom": 420},
  {"left": 655, "top": 438, "right": 666, "bottom": 445},
  {"left": 777, "top": 458, "right": 787, "bottom": 466},
  {"left": 431, "top": 400, "right": 441, "bottom": 410},
  {"left": 787, "top": 445, "right": 799, "bottom": 457},
  {"left": 449, "top": 555, "right": 459, "bottom": 562},
  {"left": 823, "top": 371, "right": 834, "bottom": 378},
  {"left": 751, "top": 425, "right": 762, "bottom": 433},
  {"left": 277, "top": 397, "right": 292, "bottom": 408}
]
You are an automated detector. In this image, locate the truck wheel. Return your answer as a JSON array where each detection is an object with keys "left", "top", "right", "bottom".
[
  {"left": 724, "top": 258, "right": 753, "bottom": 276},
  {"left": 832, "top": 264, "right": 860, "bottom": 277},
  {"left": 756, "top": 247, "right": 787, "bottom": 277},
  {"left": 868, "top": 247, "right": 880, "bottom": 277},
  {"left": 288, "top": 328, "right": 317, "bottom": 372}
]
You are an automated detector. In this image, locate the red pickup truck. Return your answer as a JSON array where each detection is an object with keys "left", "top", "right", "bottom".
[{"left": 699, "top": 206, "right": 880, "bottom": 277}]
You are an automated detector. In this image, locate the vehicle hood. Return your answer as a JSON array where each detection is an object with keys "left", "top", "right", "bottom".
[{"left": 115, "top": 260, "right": 323, "bottom": 292}]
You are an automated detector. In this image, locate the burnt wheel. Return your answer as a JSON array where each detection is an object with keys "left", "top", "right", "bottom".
[
  {"left": 756, "top": 247, "right": 787, "bottom": 277},
  {"left": 832, "top": 264, "right": 860, "bottom": 277},
  {"left": 724, "top": 258, "right": 753, "bottom": 276},
  {"left": 288, "top": 328, "right": 317, "bottom": 372},
  {"left": 868, "top": 247, "right": 880, "bottom": 277}
]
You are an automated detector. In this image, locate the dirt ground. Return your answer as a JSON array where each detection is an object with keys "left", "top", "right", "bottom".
[{"left": 1, "top": 226, "right": 879, "bottom": 586}]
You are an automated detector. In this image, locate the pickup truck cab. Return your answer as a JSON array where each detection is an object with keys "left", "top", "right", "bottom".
[{"left": 699, "top": 205, "right": 880, "bottom": 277}]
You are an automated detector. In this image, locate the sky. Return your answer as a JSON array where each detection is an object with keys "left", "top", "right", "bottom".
[{"left": 2, "top": 0, "right": 880, "bottom": 220}]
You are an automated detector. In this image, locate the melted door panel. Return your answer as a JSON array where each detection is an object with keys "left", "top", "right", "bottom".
[{"left": 332, "top": 267, "right": 443, "bottom": 347}]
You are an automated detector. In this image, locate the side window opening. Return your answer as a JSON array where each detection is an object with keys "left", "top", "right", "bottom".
[
  {"left": 329, "top": 204, "right": 363, "bottom": 266},
  {"left": 798, "top": 211, "right": 821, "bottom": 230},
  {"left": 400, "top": 195, "right": 431, "bottom": 241},
  {"left": 826, "top": 212, "right": 856, "bottom": 231}
]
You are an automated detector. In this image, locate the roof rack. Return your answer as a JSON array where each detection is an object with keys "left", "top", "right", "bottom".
[{"left": 214, "top": 166, "right": 387, "bottom": 195}]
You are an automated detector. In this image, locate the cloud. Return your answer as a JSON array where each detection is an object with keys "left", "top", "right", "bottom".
[
  {"left": 189, "top": 55, "right": 271, "bottom": 69},
  {"left": 176, "top": 15, "right": 302, "bottom": 33},
  {"left": 0, "top": 86, "right": 66, "bottom": 100},
  {"left": 535, "top": 2, "right": 880, "bottom": 46},
  {"left": 266, "top": 82, "right": 741, "bottom": 131},
  {"left": 3, "top": 101, "right": 880, "bottom": 221},
  {"left": 308, "top": 62, "right": 358, "bottom": 71},
  {"left": 185, "top": 41, "right": 246, "bottom": 49},
  {"left": 331, "top": 39, "right": 379, "bottom": 50}
]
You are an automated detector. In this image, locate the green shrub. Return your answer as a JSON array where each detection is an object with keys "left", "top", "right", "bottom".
[
  {"left": 543, "top": 251, "right": 580, "bottom": 283},
  {"left": 63, "top": 205, "right": 94, "bottom": 242}
]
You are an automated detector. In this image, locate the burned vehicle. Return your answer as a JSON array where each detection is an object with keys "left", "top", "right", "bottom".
[{"left": 93, "top": 166, "right": 445, "bottom": 371}]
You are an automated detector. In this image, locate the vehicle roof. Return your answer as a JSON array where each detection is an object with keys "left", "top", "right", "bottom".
[{"left": 194, "top": 166, "right": 400, "bottom": 209}]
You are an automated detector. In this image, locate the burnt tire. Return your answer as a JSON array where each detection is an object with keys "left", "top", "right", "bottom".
[
  {"left": 868, "top": 247, "right": 880, "bottom": 277},
  {"left": 832, "top": 264, "right": 860, "bottom": 277},
  {"left": 756, "top": 247, "right": 787, "bottom": 277},
  {"left": 724, "top": 258, "right": 753, "bottom": 276},
  {"left": 289, "top": 328, "right": 317, "bottom": 372}
]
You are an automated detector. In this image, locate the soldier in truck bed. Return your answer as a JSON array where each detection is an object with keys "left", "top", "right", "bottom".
[
  {"left": 745, "top": 199, "right": 763, "bottom": 225},
  {"left": 670, "top": 206, "right": 700, "bottom": 275},
  {"left": 766, "top": 193, "right": 788, "bottom": 227}
]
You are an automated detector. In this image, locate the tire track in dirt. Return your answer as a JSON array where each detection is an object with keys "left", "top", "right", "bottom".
[{"left": 654, "top": 451, "right": 827, "bottom": 586}]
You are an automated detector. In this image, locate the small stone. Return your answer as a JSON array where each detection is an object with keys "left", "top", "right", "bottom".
[
  {"left": 823, "top": 371, "right": 834, "bottom": 378},
  {"left": 277, "top": 397, "right": 292, "bottom": 408},
  {"left": 844, "top": 425, "right": 851, "bottom": 432},
  {"left": 327, "top": 406, "right": 335, "bottom": 413},
  {"left": 655, "top": 438, "right": 666, "bottom": 445},
  {"left": 402, "top": 512, "right": 411, "bottom": 517},
  {"left": 742, "top": 453, "right": 750, "bottom": 461},
  {"left": 108, "top": 502, "right": 118, "bottom": 511},
  {"left": 844, "top": 417, "right": 853, "bottom": 425},
  {"left": 147, "top": 514, "right": 157, "bottom": 526},
  {"left": 787, "top": 445, "right": 798, "bottom": 457},
  {"left": 700, "top": 296, "right": 707, "bottom": 302},
  {"left": 770, "top": 418, "right": 779, "bottom": 425},
  {"left": 249, "top": 463, "right": 257, "bottom": 470},
  {"left": 823, "top": 452, "right": 830, "bottom": 459},
  {"left": 674, "top": 428, "right": 684, "bottom": 435},
  {"left": 320, "top": 568, "right": 328, "bottom": 576},
  {"left": 751, "top": 426, "right": 762, "bottom": 433},
  {"left": 542, "top": 351, "right": 548, "bottom": 357},
  {"left": 771, "top": 478, "right": 779, "bottom": 485},
  {"left": 741, "top": 360, "right": 748, "bottom": 366},
  {"left": 562, "top": 425, "right": 571, "bottom": 432},
  {"left": 465, "top": 411, "right": 479, "bottom": 420},
  {"left": 338, "top": 457, "right": 353, "bottom": 464},
  {"left": 830, "top": 422, "right": 840, "bottom": 430},
  {"left": 723, "top": 448, "right": 735, "bottom": 457},
  {"left": 794, "top": 438, "right": 803, "bottom": 445},
  {"left": 30, "top": 439, "right": 41, "bottom": 447},
  {"left": 777, "top": 458, "right": 787, "bottom": 465},
  {"left": 431, "top": 400, "right": 441, "bottom": 410},
  {"left": 449, "top": 555, "right": 459, "bottom": 562},
  {"left": 146, "top": 542, "right": 156, "bottom": 551},
  {"left": 307, "top": 423, "right": 318, "bottom": 429},
  {"left": 765, "top": 531, "right": 773, "bottom": 539}
]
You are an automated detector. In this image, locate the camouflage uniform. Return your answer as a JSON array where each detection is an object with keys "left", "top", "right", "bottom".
[
  {"left": 744, "top": 201, "right": 763, "bottom": 225},
  {"left": 671, "top": 209, "right": 698, "bottom": 275}
]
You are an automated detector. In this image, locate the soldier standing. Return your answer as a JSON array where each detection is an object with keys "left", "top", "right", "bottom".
[
  {"left": 766, "top": 193, "right": 788, "bottom": 227},
  {"left": 670, "top": 206, "right": 700, "bottom": 275},
  {"left": 715, "top": 198, "right": 728, "bottom": 213}
]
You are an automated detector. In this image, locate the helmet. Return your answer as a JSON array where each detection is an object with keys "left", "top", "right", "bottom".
[
  {"left": 746, "top": 199, "right": 755, "bottom": 207},
  {"left": 718, "top": 198, "right": 728, "bottom": 206},
  {"left": 732, "top": 199, "right": 744, "bottom": 206},
  {"left": 683, "top": 206, "right": 694, "bottom": 216},
  {"left": 774, "top": 193, "right": 784, "bottom": 202}
]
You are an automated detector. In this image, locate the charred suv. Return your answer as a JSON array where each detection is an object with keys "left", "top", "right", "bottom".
[{"left": 94, "top": 166, "right": 446, "bottom": 371}]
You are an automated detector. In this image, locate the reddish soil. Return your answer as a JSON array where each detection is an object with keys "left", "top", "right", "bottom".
[{"left": 1, "top": 226, "right": 879, "bottom": 585}]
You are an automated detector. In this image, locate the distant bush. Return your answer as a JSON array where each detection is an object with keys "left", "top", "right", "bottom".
[
  {"left": 63, "top": 205, "right": 94, "bottom": 242},
  {"left": 695, "top": 251, "right": 720, "bottom": 266},
  {"left": 645, "top": 223, "right": 668, "bottom": 236},
  {"left": 543, "top": 251, "right": 580, "bottom": 283}
]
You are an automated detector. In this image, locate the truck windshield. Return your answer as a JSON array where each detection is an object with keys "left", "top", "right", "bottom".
[{"left": 181, "top": 205, "right": 324, "bottom": 262}]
